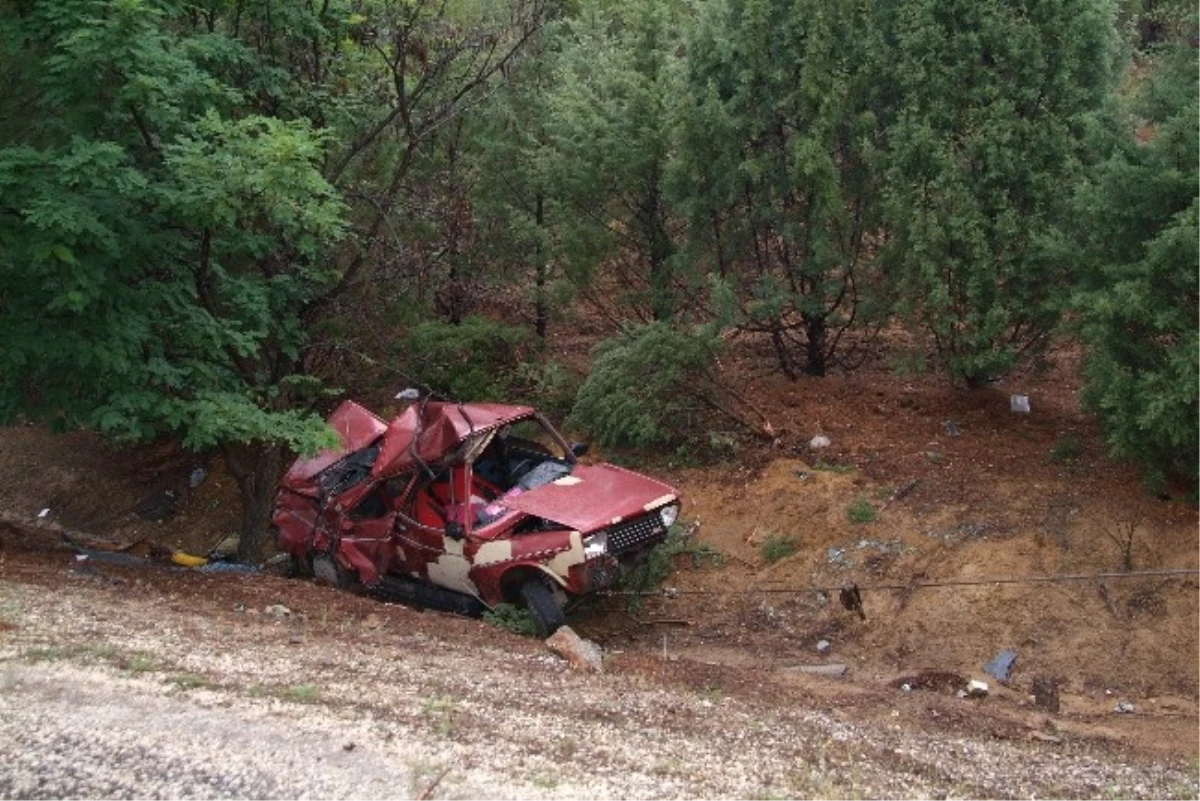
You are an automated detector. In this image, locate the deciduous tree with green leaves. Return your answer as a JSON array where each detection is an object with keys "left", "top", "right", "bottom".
[{"left": 0, "top": 0, "right": 548, "bottom": 560}]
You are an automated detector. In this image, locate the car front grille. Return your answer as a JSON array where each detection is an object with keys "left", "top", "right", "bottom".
[{"left": 607, "top": 513, "right": 667, "bottom": 556}]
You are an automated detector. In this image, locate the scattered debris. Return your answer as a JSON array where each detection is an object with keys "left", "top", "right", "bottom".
[
  {"left": 37, "top": 508, "right": 50, "bottom": 519},
  {"left": 963, "top": 679, "right": 990, "bottom": 698},
  {"left": 1032, "top": 677, "right": 1061, "bottom": 713},
  {"left": 265, "top": 604, "right": 292, "bottom": 618},
  {"left": 784, "top": 663, "right": 848, "bottom": 678},
  {"left": 809, "top": 434, "right": 832, "bottom": 450},
  {"left": 889, "top": 479, "right": 921, "bottom": 502},
  {"left": 815, "top": 639, "right": 831, "bottom": 654},
  {"left": 1010, "top": 394, "right": 1031, "bottom": 413},
  {"left": 889, "top": 671, "right": 966, "bottom": 693},
  {"left": 1029, "top": 731, "right": 1063, "bottom": 744},
  {"left": 943, "top": 420, "right": 962, "bottom": 437},
  {"left": 1114, "top": 701, "right": 1136, "bottom": 714},
  {"left": 983, "top": 648, "right": 1018, "bottom": 682},
  {"left": 546, "top": 625, "right": 604, "bottom": 673},
  {"left": 826, "top": 547, "right": 847, "bottom": 566}
]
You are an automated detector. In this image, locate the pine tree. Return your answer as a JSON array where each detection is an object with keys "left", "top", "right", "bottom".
[
  {"left": 673, "top": 0, "right": 889, "bottom": 377},
  {"left": 881, "top": 0, "right": 1118, "bottom": 385},
  {"left": 1075, "top": 26, "right": 1198, "bottom": 490}
]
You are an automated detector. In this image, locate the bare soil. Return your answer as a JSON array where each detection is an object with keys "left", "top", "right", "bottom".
[{"left": 0, "top": 336, "right": 1197, "bottom": 796}]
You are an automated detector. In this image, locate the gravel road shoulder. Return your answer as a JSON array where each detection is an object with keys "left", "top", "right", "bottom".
[{"left": 0, "top": 557, "right": 1196, "bottom": 800}]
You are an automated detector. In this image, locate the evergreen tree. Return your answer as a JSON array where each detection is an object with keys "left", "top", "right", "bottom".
[
  {"left": 673, "top": 0, "right": 888, "bottom": 376},
  {"left": 881, "top": 0, "right": 1118, "bottom": 385},
  {"left": 1075, "top": 26, "right": 1198, "bottom": 490},
  {"left": 544, "top": 0, "right": 686, "bottom": 322}
]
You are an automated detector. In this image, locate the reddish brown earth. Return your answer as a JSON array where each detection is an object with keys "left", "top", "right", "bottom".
[{"left": 1, "top": 335, "right": 1197, "bottom": 770}]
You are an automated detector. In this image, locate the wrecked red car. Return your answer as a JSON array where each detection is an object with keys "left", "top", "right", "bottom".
[{"left": 272, "top": 398, "right": 680, "bottom": 633}]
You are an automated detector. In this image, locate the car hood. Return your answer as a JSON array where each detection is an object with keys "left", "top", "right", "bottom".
[{"left": 502, "top": 463, "right": 678, "bottom": 533}]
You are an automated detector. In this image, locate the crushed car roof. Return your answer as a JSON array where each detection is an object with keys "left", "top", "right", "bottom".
[{"left": 283, "top": 399, "right": 536, "bottom": 484}]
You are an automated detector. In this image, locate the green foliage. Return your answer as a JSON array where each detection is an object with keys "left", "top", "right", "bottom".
[
  {"left": 402, "top": 316, "right": 532, "bottom": 402},
  {"left": 673, "top": 0, "right": 889, "bottom": 376},
  {"left": 512, "top": 360, "right": 582, "bottom": 423},
  {"left": 619, "top": 525, "right": 723, "bottom": 612},
  {"left": 568, "top": 322, "right": 721, "bottom": 449},
  {"left": 1074, "top": 27, "right": 1199, "bottom": 490},
  {"left": 881, "top": 0, "right": 1118, "bottom": 385},
  {"left": 482, "top": 603, "right": 541, "bottom": 637},
  {"left": 760, "top": 533, "right": 799, "bottom": 565},
  {"left": 1048, "top": 436, "right": 1085, "bottom": 464},
  {"left": 847, "top": 496, "right": 877, "bottom": 524}
]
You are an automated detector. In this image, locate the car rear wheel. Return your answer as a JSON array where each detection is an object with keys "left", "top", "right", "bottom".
[{"left": 519, "top": 578, "right": 566, "bottom": 637}]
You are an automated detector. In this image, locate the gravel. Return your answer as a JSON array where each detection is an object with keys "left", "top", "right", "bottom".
[{"left": 0, "top": 575, "right": 1196, "bottom": 800}]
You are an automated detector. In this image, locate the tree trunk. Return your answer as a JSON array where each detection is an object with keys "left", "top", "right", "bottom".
[
  {"left": 803, "top": 314, "right": 828, "bottom": 377},
  {"left": 535, "top": 192, "right": 547, "bottom": 339},
  {"left": 222, "top": 440, "right": 285, "bottom": 564}
]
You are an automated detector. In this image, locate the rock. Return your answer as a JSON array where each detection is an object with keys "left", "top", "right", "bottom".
[
  {"left": 943, "top": 420, "right": 962, "bottom": 437},
  {"left": 784, "top": 664, "right": 848, "bottom": 678},
  {"left": 1010, "top": 394, "right": 1031, "bottom": 413},
  {"left": 265, "top": 604, "right": 292, "bottom": 618},
  {"left": 966, "top": 679, "right": 989, "bottom": 698},
  {"left": 901, "top": 683, "right": 912, "bottom": 692},
  {"left": 983, "top": 648, "right": 1017, "bottom": 682},
  {"left": 546, "top": 625, "right": 604, "bottom": 673},
  {"left": 1114, "top": 701, "right": 1136, "bottom": 714},
  {"left": 189, "top": 467, "right": 208, "bottom": 488},
  {"left": 1032, "top": 677, "right": 1060, "bottom": 713},
  {"left": 809, "top": 434, "right": 832, "bottom": 450},
  {"left": 815, "top": 639, "right": 831, "bottom": 654}
]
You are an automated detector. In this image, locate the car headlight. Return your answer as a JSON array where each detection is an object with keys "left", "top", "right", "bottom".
[
  {"left": 583, "top": 531, "right": 608, "bottom": 558},
  {"left": 659, "top": 504, "right": 679, "bottom": 528}
]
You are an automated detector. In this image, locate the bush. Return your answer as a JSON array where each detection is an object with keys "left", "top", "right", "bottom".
[
  {"left": 402, "top": 316, "right": 531, "bottom": 401},
  {"left": 567, "top": 322, "right": 721, "bottom": 449},
  {"left": 760, "top": 533, "right": 799, "bottom": 564},
  {"left": 620, "top": 525, "right": 723, "bottom": 612},
  {"left": 482, "top": 603, "right": 540, "bottom": 637}
]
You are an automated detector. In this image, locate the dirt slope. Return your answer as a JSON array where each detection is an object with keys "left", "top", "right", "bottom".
[{"left": 0, "top": 339, "right": 1196, "bottom": 776}]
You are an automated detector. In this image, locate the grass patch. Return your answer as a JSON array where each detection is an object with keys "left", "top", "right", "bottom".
[
  {"left": 282, "top": 684, "right": 320, "bottom": 703},
  {"left": 124, "top": 652, "right": 158, "bottom": 674},
  {"left": 811, "top": 459, "right": 854, "bottom": 473},
  {"left": 169, "top": 673, "right": 207, "bottom": 691},
  {"left": 1048, "top": 435, "right": 1083, "bottom": 463},
  {"left": 760, "top": 533, "right": 800, "bottom": 564},
  {"left": 847, "top": 496, "right": 877, "bottom": 524},
  {"left": 422, "top": 696, "right": 458, "bottom": 736},
  {"left": 482, "top": 603, "right": 540, "bottom": 637},
  {"left": 24, "top": 646, "right": 62, "bottom": 663}
]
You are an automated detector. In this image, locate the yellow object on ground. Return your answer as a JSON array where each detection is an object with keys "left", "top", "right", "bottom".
[{"left": 169, "top": 551, "right": 208, "bottom": 567}]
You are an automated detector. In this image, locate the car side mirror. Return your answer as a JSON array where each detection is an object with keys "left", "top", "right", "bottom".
[{"left": 570, "top": 442, "right": 589, "bottom": 458}]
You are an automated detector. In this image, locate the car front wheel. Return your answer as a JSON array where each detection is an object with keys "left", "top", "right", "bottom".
[{"left": 519, "top": 578, "right": 566, "bottom": 637}]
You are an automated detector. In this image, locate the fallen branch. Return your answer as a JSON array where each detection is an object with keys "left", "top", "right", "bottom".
[{"left": 416, "top": 765, "right": 452, "bottom": 800}]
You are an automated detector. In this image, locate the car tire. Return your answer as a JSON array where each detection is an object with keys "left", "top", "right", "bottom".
[
  {"left": 312, "top": 554, "right": 357, "bottom": 590},
  {"left": 519, "top": 577, "right": 566, "bottom": 637}
]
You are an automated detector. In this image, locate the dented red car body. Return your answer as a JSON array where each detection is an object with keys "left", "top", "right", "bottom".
[{"left": 272, "top": 399, "right": 680, "bottom": 631}]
